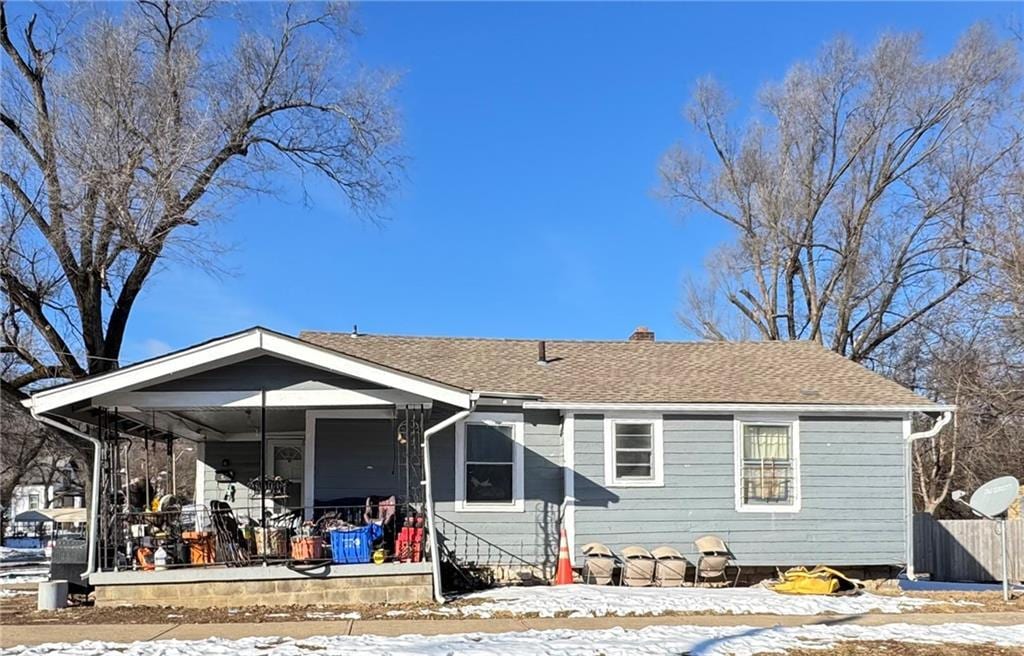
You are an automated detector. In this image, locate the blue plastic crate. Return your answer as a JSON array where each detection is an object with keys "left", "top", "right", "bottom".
[{"left": 329, "top": 523, "right": 383, "bottom": 564}]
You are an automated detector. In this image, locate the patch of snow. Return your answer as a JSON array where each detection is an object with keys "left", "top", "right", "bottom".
[
  {"left": 0, "top": 567, "right": 50, "bottom": 584},
  {"left": 451, "top": 585, "right": 935, "bottom": 618},
  {"left": 0, "top": 589, "right": 35, "bottom": 598},
  {"left": 4, "top": 622, "right": 1022, "bottom": 655},
  {"left": 304, "top": 611, "right": 361, "bottom": 620},
  {"left": 0, "top": 547, "right": 46, "bottom": 563},
  {"left": 900, "top": 579, "right": 1024, "bottom": 593}
]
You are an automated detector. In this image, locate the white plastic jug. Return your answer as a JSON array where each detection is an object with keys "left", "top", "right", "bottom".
[{"left": 154, "top": 545, "right": 168, "bottom": 571}]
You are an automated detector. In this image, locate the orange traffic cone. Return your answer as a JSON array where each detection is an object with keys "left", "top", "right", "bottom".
[{"left": 554, "top": 527, "right": 573, "bottom": 585}]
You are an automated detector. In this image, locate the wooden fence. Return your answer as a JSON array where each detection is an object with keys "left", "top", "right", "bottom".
[{"left": 914, "top": 513, "right": 1023, "bottom": 582}]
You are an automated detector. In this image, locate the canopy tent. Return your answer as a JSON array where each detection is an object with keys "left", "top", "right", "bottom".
[{"left": 14, "top": 507, "right": 87, "bottom": 524}]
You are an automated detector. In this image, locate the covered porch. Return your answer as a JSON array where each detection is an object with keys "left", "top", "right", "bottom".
[{"left": 24, "top": 328, "right": 477, "bottom": 606}]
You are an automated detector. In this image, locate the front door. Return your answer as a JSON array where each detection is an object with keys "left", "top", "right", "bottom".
[{"left": 266, "top": 438, "right": 304, "bottom": 511}]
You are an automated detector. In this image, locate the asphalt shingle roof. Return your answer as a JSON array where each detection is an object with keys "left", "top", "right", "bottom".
[{"left": 299, "top": 331, "right": 934, "bottom": 407}]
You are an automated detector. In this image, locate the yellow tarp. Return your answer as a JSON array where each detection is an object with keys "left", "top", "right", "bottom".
[{"left": 772, "top": 566, "right": 863, "bottom": 596}]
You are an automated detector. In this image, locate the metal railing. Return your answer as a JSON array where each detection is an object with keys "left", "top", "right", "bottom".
[
  {"left": 434, "top": 513, "right": 548, "bottom": 579},
  {"left": 103, "top": 499, "right": 429, "bottom": 572}
]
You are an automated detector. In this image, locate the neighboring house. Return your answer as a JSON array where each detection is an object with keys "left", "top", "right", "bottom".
[
  {"left": 4, "top": 473, "right": 84, "bottom": 547},
  {"left": 7, "top": 473, "right": 84, "bottom": 521},
  {"left": 22, "top": 326, "right": 951, "bottom": 606}
]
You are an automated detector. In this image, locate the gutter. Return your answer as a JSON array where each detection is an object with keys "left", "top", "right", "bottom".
[
  {"left": 521, "top": 401, "right": 956, "bottom": 414},
  {"left": 904, "top": 410, "right": 953, "bottom": 581},
  {"left": 31, "top": 409, "right": 103, "bottom": 580},
  {"left": 422, "top": 396, "right": 478, "bottom": 604}
]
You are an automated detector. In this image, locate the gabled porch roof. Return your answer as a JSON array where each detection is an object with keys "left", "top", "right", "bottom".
[{"left": 25, "top": 327, "right": 475, "bottom": 422}]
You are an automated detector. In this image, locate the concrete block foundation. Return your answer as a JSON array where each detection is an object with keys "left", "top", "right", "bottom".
[{"left": 91, "top": 562, "right": 433, "bottom": 608}]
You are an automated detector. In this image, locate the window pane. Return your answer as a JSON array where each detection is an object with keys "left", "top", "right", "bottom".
[
  {"left": 466, "top": 463, "right": 514, "bottom": 503},
  {"left": 615, "top": 423, "right": 652, "bottom": 449},
  {"left": 616, "top": 464, "right": 652, "bottom": 478},
  {"left": 743, "top": 425, "right": 791, "bottom": 460},
  {"left": 466, "top": 424, "right": 514, "bottom": 462},
  {"left": 616, "top": 450, "right": 652, "bottom": 465},
  {"left": 615, "top": 434, "right": 652, "bottom": 449},
  {"left": 743, "top": 463, "right": 793, "bottom": 503}
]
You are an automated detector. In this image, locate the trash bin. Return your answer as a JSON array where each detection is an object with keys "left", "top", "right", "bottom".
[
  {"left": 329, "top": 524, "right": 383, "bottom": 564},
  {"left": 50, "top": 538, "right": 89, "bottom": 594}
]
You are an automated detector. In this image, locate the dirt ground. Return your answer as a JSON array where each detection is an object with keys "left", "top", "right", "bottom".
[
  {"left": 781, "top": 642, "right": 1024, "bottom": 655},
  {"left": 1, "top": 589, "right": 1021, "bottom": 625}
]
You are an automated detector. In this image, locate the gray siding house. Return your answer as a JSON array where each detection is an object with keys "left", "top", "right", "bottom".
[{"left": 25, "top": 325, "right": 951, "bottom": 605}]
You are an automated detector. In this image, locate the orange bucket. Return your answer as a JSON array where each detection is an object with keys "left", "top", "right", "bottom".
[
  {"left": 183, "top": 531, "right": 216, "bottom": 565},
  {"left": 290, "top": 536, "right": 323, "bottom": 560}
]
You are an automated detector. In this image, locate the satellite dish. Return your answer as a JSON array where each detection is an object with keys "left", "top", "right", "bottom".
[{"left": 968, "top": 476, "right": 1020, "bottom": 518}]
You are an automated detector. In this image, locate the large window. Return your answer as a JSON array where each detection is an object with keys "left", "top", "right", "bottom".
[
  {"left": 456, "top": 413, "right": 524, "bottom": 512},
  {"left": 604, "top": 417, "right": 664, "bottom": 487},
  {"left": 736, "top": 418, "right": 800, "bottom": 512}
]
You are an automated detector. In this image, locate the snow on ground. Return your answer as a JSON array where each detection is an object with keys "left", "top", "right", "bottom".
[
  {"left": 0, "top": 547, "right": 46, "bottom": 563},
  {"left": 6, "top": 622, "right": 1023, "bottom": 656},
  {"left": 0, "top": 588, "right": 36, "bottom": 598},
  {"left": 304, "top": 611, "right": 362, "bottom": 620},
  {"left": 0, "top": 567, "right": 50, "bottom": 584},
  {"left": 448, "top": 585, "right": 935, "bottom": 618},
  {"left": 900, "top": 578, "right": 1024, "bottom": 593}
]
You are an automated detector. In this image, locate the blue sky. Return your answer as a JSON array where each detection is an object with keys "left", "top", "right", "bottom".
[{"left": 121, "top": 1, "right": 1015, "bottom": 363}]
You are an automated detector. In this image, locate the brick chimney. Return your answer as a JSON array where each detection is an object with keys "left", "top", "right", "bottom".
[{"left": 628, "top": 326, "right": 655, "bottom": 342}]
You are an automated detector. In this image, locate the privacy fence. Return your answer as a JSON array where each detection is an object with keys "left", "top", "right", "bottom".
[{"left": 914, "top": 513, "right": 1023, "bottom": 583}]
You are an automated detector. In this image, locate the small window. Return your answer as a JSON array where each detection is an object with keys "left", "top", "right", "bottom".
[
  {"left": 604, "top": 417, "right": 664, "bottom": 487},
  {"left": 456, "top": 413, "right": 524, "bottom": 512},
  {"left": 736, "top": 419, "right": 800, "bottom": 512},
  {"left": 465, "top": 423, "right": 515, "bottom": 503},
  {"left": 28, "top": 494, "right": 40, "bottom": 509}
]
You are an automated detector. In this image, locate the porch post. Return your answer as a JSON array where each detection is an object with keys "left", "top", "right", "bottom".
[{"left": 259, "top": 388, "right": 267, "bottom": 561}]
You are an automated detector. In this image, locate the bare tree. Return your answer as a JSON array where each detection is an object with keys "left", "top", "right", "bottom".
[
  {"left": 0, "top": 0, "right": 401, "bottom": 394},
  {"left": 910, "top": 153, "right": 1024, "bottom": 514},
  {"left": 659, "top": 26, "right": 1022, "bottom": 364},
  {"left": 659, "top": 25, "right": 1023, "bottom": 515}
]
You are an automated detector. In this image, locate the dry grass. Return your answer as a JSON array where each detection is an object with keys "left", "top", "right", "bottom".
[{"left": 778, "top": 641, "right": 1024, "bottom": 655}]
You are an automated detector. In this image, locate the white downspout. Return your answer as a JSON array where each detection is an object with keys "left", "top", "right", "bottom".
[
  {"left": 422, "top": 398, "right": 477, "bottom": 604},
  {"left": 31, "top": 410, "right": 103, "bottom": 580},
  {"left": 904, "top": 410, "right": 953, "bottom": 581}
]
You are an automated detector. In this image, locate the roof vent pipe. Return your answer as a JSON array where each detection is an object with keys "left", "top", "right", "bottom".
[{"left": 537, "top": 340, "right": 547, "bottom": 365}]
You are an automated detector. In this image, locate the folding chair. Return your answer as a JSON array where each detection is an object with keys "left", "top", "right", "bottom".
[
  {"left": 619, "top": 545, "right": 656, "bottom": 587},
  {"left": 693, "top": 535, "right": 740, "bottom": 587},
  {"left": 581, "top": 542, "right": 616, "bottom": 585},
  {"left": 651, "top": 545, "right": 689, "bottom": 587}
]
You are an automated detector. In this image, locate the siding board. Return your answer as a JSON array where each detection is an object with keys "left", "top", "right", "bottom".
[
  {"left": 431, "top": 409, "right": 563, "bottom": 575},
  {"left": 574, "top": 414, "right": 907, "bottom": 566}
]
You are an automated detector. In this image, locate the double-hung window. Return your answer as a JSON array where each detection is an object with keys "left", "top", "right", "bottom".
[
  {"left": 735, "top": 418, "right": 800, "bottom": 512},
  {"left": 604, "top": 417, "right": 664, "bottom": 487},
  {"left": 456, "top": 413, "right": 524, "bottom": 512}
]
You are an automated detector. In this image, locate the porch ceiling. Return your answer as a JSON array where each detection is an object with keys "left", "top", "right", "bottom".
[{"left": 173, "top": 408, "right": 307, "bottom": 435}]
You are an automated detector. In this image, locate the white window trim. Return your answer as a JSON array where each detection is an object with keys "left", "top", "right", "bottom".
[
  {"left": 455, "top": 412, "right": 525, "bottom": 512},
  {"left": 734, "top": 414, "right": 801, "bottom": 513},
  {"left": 603, "top": 415, "right": 664, "bottom": 488}
]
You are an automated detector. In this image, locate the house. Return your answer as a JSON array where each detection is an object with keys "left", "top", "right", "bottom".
[
  {"left": 3, "top": 466, "right": 85, "bottom": 548},
  {"left": 22, "top": 326, "right": 951, "bottom": 607}
]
